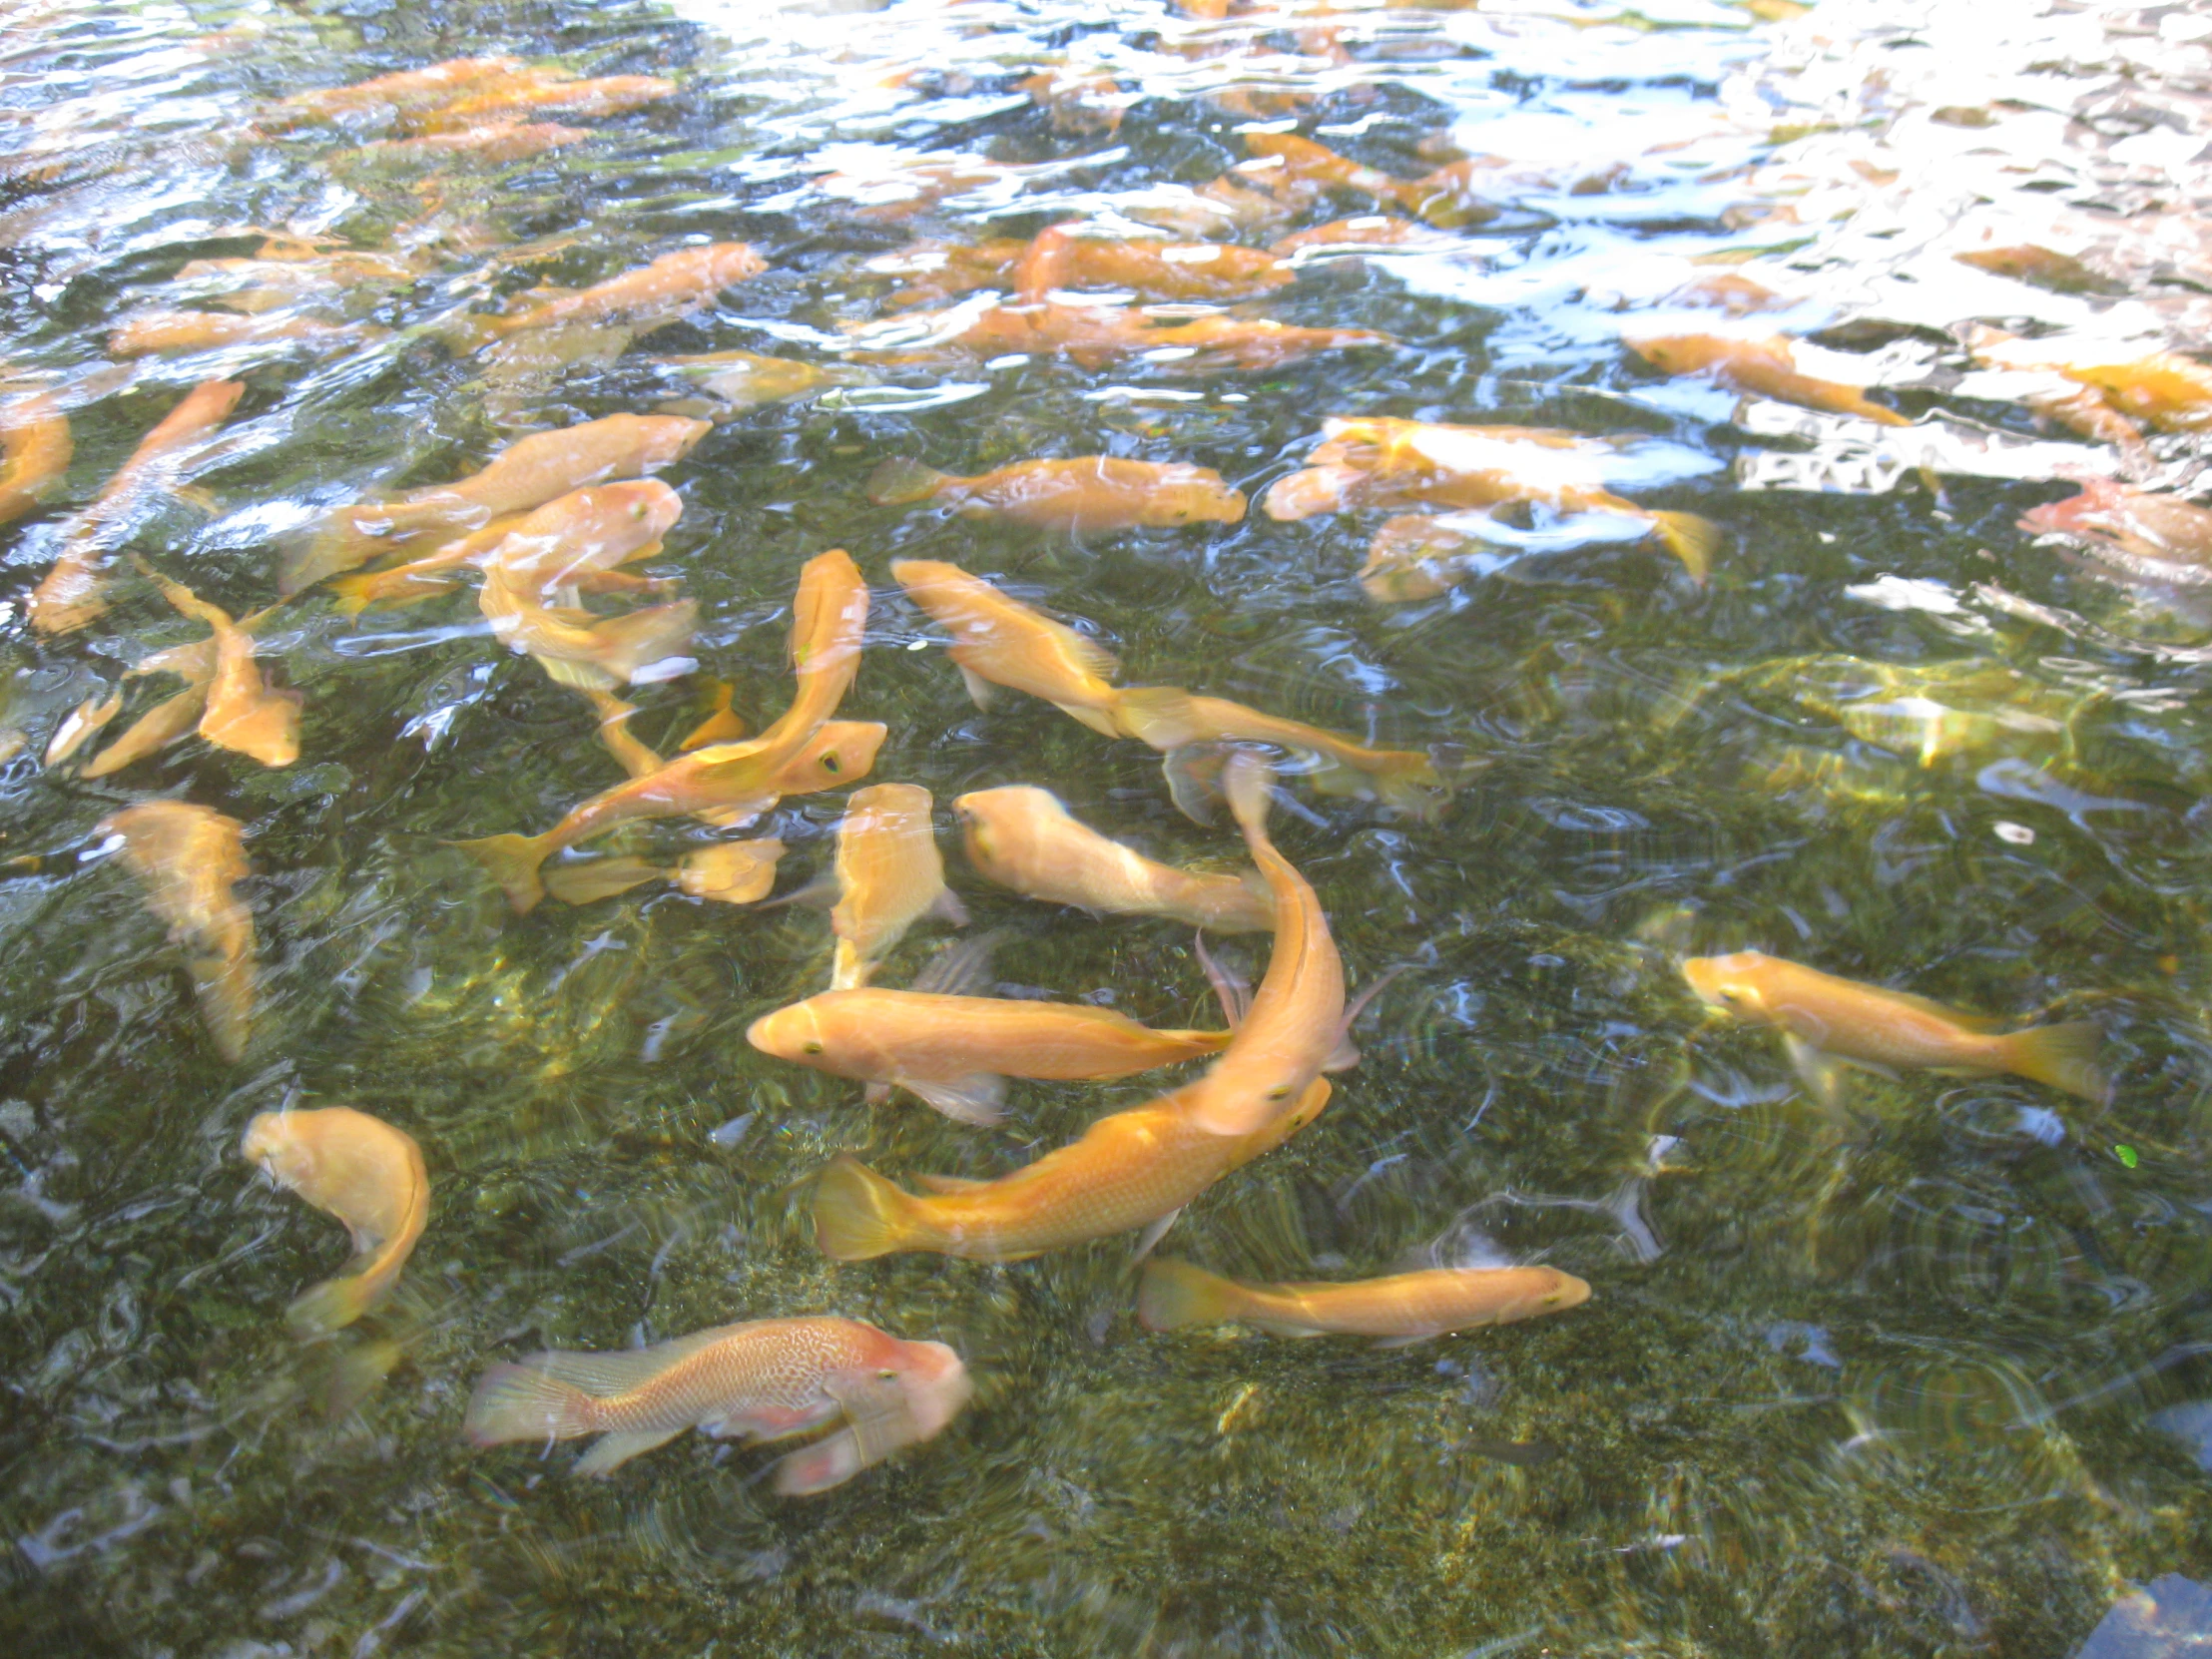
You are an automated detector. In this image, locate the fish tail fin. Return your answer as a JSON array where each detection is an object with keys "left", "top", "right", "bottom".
[
  {"left": 589, "top": 600, "right": 698, "bottom": 685},
  {"left": 1222, "top": 748, "right": 1277, "bottom": 837},
  {"left": 326, "top": 568, "right": 449, "bottom": 616},
  {"left": 2001, "top": 1020, "right": 2109, "bottom": 1105},
  {"left": 284, "top": 1272, "right": 376, "bottom": 1336},
  {"left": 189, "top": 953, "right": 254, "bottom": 1064},
  {"left": 1646, "top": 510, "right": 1721, "bottom": 584},
  {"left": 451, "top": 832, "right": 552, "bottom": 914},
  {"left": 813, "top": 1154, "right": 923, "bottom": 1260},
  {"left": 1137, "top": 1259, "right": 1243, "bottom": 1332},
  {"left": 462, "top": 1361, "right": 600, "bottom": 1446},
  {"left": 1368, "top": 750, "right": 1449, "bottom": 817},
  {"left": 542, "top": 855, "right": 663, "bottom": 905},
  {"left": 866, "top": 458, "right": 949, "bottom": 507}
]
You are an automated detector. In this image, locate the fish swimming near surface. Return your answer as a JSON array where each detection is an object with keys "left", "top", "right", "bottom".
[
  {"left": 290, "top": 412, "right": 707, "bottom": 593},
  {"left": 98, "top": 801, "right": 255, "bottom": 1061},
  {"left": 890, "top": 557, "right": 1123, "bottom": 735},
  {"left": 868, "top": 456, "right": 1247, "bottom": 532},
  {"left": 344, "top": 121, "right": 591, "bottom": 167},
  {"left": 30, "top": 377, "right": 243, "bottom": 635},
  {"left": 415, "top": 72, "right": 674, "bottom": 130},
  {"left": 106, "top": 311, "right": 377, "bottom": 359},
  {"left": 542, "top": 838, "right": 786, "bottom": 906},
  {"left": 454, "top": 548, "right": 870, "bottom": 912},
  {"left": 1967, "top": 326, "right": 2212, "bottom": 435},
  {"left": 2018, "top": 478, "right": 2212, "bottom": 585},
  {"left": 476, "top": 564, "right": 697, "bottom": 693},
  {"left": 812, "top": 1076, "right": 1330, "bottom": 1261},
  {"left": 953, "top": 784, "right": 1273, "bottom": 932},
  {"left": 652, "top": 349, "right": 864, "bottom": 418},
  {"left": 1269, "top": 217, "right": 1457, "bottom": 255},
  {"left": 1681, "top": 950, "right": 2108, "bottom": 1105},
  {"left": 0, "top": 391, "right": 71, "bottom": 526},
  {"left": 462, "top": 1316, "right": 971, "bottom": 1493},
  {"left": 1137, "top": 1259, "right": 1591, "bottom": 1343},
  {"left": 272, "top": 55, "right": 531, "bottom": 123},
  {"left": 139, "top": 564, "right": 300, "bottom": 767},
  {"left": 478, "top": 243, "right": 764, "bottom": 339},
  {"left": 748, "top": 983, "right": 1234, "bottom": 1126},
  {"left": 830, "top": 784, "right": 967, "bottom": 990},
  {"left": 1263, "top": 417, "right": 1720, "bottom": 582},
  {"left": 1242, "top": 132, "right": 1500, "bottom": 229},
  {"left": 1625, "top": 331, "right": 1910, "bottom": 427},
  {"left": 848, "top": 298, "right": 1388, "bottom": 375},
  {"left": 240, "top": 1106, "right": 429, "bottom": 1334},
  {"left": 1009, "top": 224, "right": 1295, "bottom": 303}
]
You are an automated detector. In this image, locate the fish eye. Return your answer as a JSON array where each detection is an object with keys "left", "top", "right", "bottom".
[
  {"left": 877, "top": 1368, "right": 896, "bottom": 1381},
  {"left": 1267, "top": 1084, "right": 1292, "bottom": 1101},
  {"left": 822, "top": 754, "right": 841, "bottom": 774},
  {"left": 804, "top": 1041, "right": 824, "bottom": 1055},
  {"left": 630, "top": 503, "right": 646, "bottom": 519}
]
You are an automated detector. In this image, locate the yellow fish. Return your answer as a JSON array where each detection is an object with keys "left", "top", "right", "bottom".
[
  {"left": 542, "top": 838, "right": 785, "bottom": 906},
  {"left": 477, "top": 566, "right": 696, "bottom": 693},
  {"left": 273, "top": 56, "right": 529, "bottom": 122},
  {"left": 1967, "top": 326, "right": 2212, "bottom": 436},
  {"left": 1107, "top": 686, "right": 1446, "bottom": 819},
  {"left": 0, "top": 390, "right": 71, "bottom": 526},
  {"left": 30, "top": 377, "right": 243, "bottom": 636},
  {"left": 1137, "top": 1259, "right": 1590, "bottom": 1343},
  {"left": 1681, "top": 950, "right": 2108, "bottom": 1105},
  {"left": 347, "top": 120, "right": 589, "bottom": 166},
  {"left": 748, "top": 988, "right": 1233, "bottom": 1126},
  {"left": 98, "top": 801, "right": 255, "bottom": 1061},
  {"left": 1625, "top": 331, "right": 1911, "bottom": 427},
  {"left": 812, "top": 1076, "right": 1329, "bottom": 1262},
  {"left": 830, "top": 784, "right": 966, "bottom": 990},
  {"left": 418, "top": 73, "right": 675, "bottom": 131},
  {"left": 481, "top": 243, "right": 764, "bottom": 338},
  {"left": 953, "top": 784, "right": 1272, "bottom": 932},
  {"left": 463, "top": 1316, "right": 970, "bottom": 1492},
  {"left": 653, "top": 349, "right": 861, "bottom": 417},
  {"left": 454, "top": 548, "right": 870, "bottom": 912},
  {"left": 240, "top": 1106, "right": 429, "bottom": 1334},
  {"left": 290, "top": 411, "right": 707, "bottom": 593},
  {"left": 1008, "top": 223, "right": 1294, "bottom": 303},
  {"left": 107, "top": 311, "right": 375, "bottom": 358},
  {"left": 890, "top": 557, "right": 1122, "bottom": 735},
  {"left": 867, "top": 455, "right": 1247, "bottom": 532},
  {"left": 139, "top": 565, "right": 300, "bottom": 767},
  {"left": 42, "top": 688, "right": 122, "bottom": 768}
]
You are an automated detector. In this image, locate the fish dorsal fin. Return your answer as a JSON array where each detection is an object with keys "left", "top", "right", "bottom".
[
  {"left": 529, "top": 1326, "right": 740, "bottom": 1399},
  {"left": 1862, "top": 983, "right": 2001, "bottom": 1031},
  {"left": 912, "top": 1170, "right": 994, "bottom": 1195},
  {"left": 910, "top": 931, "right": 1004, "bottom": 996}
]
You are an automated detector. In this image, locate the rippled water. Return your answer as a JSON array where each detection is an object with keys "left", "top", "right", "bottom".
[{"left": 10, "top": 0, "right": 2212, "bottom": 1653}]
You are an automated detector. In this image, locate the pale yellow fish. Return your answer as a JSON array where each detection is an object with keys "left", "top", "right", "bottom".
[
  {"left": 80, "top": 608, "right": 277, "bottom": 779},
  {"left": 482, "top": 242, "right": 765, "bottom": 338},
  {"left": 98, "top": 801, "right": 255, "bottom": 1061},
  {"left": 542, "top": 838, "right": 784, "bottom": 906},
  {"left": 240, "top": 1106, "right": 429, "bottom": 1334},
  {"left": 107, "top": 311, "right": 374, "bottom": 358},
  {"left": 830, "top": 784, "right": 966, "bottom": 990},
  {"left": 0, "top": 390, "right": 71, "bottom": 526},
  {"left": 139, "top": 564, "right": 300, "bottom": 767},
  {"left": 274, "top": 55, "right": 528, "bottom": 121},
  {"left": 812, "top": 1076, "right": 1330, "bottom": 1262},
  {"left": 866, "top": 456, "right": 1247, "bottom": 532},
  {"left": 1625, "top": 331, "right": 1910, "bottom": 427},
  {"left": 462, "top": 1316, "right": 970, "bottom": 1492},
  {"left": 748, "top": 987, "right": 1233, "bottom": 1125},
  {"left": 1138, "top": 1259, "right": 1590, "bottom": 1343},
  {"left": 952, "top": 784, "right": 1271, "bottom": 932},
  {"left": 1107, "top": 686, "right": 1445, "bottom": 818},
  {"left": 477, "top": 565, "right": 697, "bottom": 693},
  {"left": 42, "top": 688, "right": 121, "bottom": 768},
  {"left": 1681, "top": 950, "right": 2108, "bottom": 1104},
  {"left": 30, "top": 378, "right": 243, "bottom": 636},
  {"left": 890, "top": 557, "right": 1122, "bottom": 734},
  {"left": 653, "top": 349, "right": 859, "bottom": 417}
]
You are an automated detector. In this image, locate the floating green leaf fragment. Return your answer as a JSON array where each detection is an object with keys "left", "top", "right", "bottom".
[{"left": 2114, "top": 1145, "right": 2139, "bottom": 1169}]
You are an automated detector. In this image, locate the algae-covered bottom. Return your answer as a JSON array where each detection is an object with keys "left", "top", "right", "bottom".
[{"left": 6, "top": 0, "right": 2212, "bottom": 1654}]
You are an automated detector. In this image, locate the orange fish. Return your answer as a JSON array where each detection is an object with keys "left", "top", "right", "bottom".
[
  {"left": 1262, "top": 416, "right": 1719, "bottom": 581},
  {"left": 274, "top": 56, "right": 529, "bottom": 122},
  {"left": 1243, "top": 133, "right": 1498, "bottom": 229},
  {"left": 478, "top": 567, "right": 696, "bottom": 693},
  {"left": 1952, "top": 246, "right": 2119, "bottom": 297},
  {"left": 417, "top": 73, "right": 674, "bottom": 130},
  {"left": 890, "top": 557, "right": 1123, "bottom": 735},
  {"left": 2018, "top": 478, "right": 2212, "bottom": 579},
  {"left": 43, "top": 689, "right": 122, "bottom": 768},
  {"left": 812, "top": 1076, "right": 1330, "bottom": 1262},
  {"left": 953, "top": 784, "right": 1272, "bottom": 931},
  {"left": 868, "top": 455, "right": 1247, "bottom": 532},
  {"left": 1967, "top": 326, "right": 2212, "bottom": 435},
  {"left": 482, "top": 243, "right": 764, "bottom": 337},
  {"left": 1682, "top": 950, "right": 2107, "bottom": 1106},
  {"left": 30, "top": 378, "right": 243, "bottom": 636},
  {"left": 1019, "top": 69, "right": 1128, "bottom": 137},
  {"left": 870, "top": 238, "right": 1030, "bottom": 308},
  {"left": 463, "top": 1316, "right": 971, "bottom": 1492},
  {"left": 98, "top": 801, "right": 255, "bottom": 1061},
  {"left": 0, "top": 391, "right": 71, "bottom": 525},
  {"left": 850, "top": 299, "right": 1387, "bottom": 373},
  {"left": 138, "top": 564, "right": 300, "bottom": 767},
  {"left": 1625, "top": 331, "right": 1910, "bottom": 426},
  {"left": 542, "top": 838, "right": 786, "bottom": 907},
  {"left": 107, "top": 310, "right": 375, "bottom": 358},
  {"left": 240, "top": 1106, "right": 429, "bottom": 1334},
  {"left": 1269, "top": 217, "right": 1454, "bottom": 255},
  {"left": 830, "top": 784, "right": 966, "bottom": 990},
  {"left": 1138, "top": 1259, "right": 1590, "bottom": 1343},
  {"left": 1010, "top": 224, "right": 1295, "bottom": 303},
  {"left": 1356, "top": 514, "right": 1481, "bottom": 604},
  {"left": 748, "top": 988, "right": 1233, "bottom": 1125},
  {"left": 349, "top": 121, "right": 589, "bottom": 166},
  {"left": 292, "top": 412, "right": 706, "bottom": 592},
  {"left": 80, "top": 598, "right": 284, "bottom": 779},
  {"left": 454, "top": 548, "right": 870, "bottom": 912}
]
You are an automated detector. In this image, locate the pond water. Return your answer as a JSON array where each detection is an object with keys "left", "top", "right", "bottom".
[{"left": 8, "top": 0, "right": 2212, "bottom": 1653}]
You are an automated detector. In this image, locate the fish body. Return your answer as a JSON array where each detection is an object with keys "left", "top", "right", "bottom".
[
  {"left": 108, "top": 310, "right": 372, "bottom": 358},
  {"left": 853, "top": 300, "right": 1385, "bottom": 373},
  {"left": 294, "top": 412, "right": 706, "bottom": 592},
  {"left": 748, "top": 988, "right": 1232, "bottom": 1125},
  {"left": 1970, "top": 329, "right": 2212, "bottom": 432},
  {"left": 462, "top": 1316, "right": 971, "bottom": 1492},
  {"left": 1138, "top": 1259, "right": 1590, "bottom": 1340},
  {"left": 1952, "top": 245, "right": 2119, "bottom": 296},
  {"left": 1626, "top": 331, "right": 1910, "bottom": 427},
  {"left": 870, "top": 455, "right": 1244, "bottom": 532},
  {"left": 2019, "top": 479, "right": 2212, "bottom": 582},
  {"left": 420, "top": 74, "right": 673, "bottom": 129},
  {"left": 1266, "top": 416, "right": 1718, "bottom": 579},
  {"left": 812, "top": 1075, "right": 1330, "bottom": 1261},
  {"left": 1020, "top": 69, "right": 1128, "bottom": 137},
  {"left": 240, "top": 1107, "right": 428, "bottom": 1333},
  {"left": 891, "top": 557, "right": 1122, "bottom": 734},
  {"left": 351, "top": 121, "right": 589, "bottom": 165},
  {"left": 654, "top": 349, "right": 854, "bottom": 414},
  {"left": 0, "top": 392, "right": 71, "bottom": 525},
  {"left": 99, "top": 801, "right": 254, "bottom": 1060},
  {"left": 544, "top": 838, "right": 785, "bottom": 906},
  {"left": 1011, "top": 225, "right": 1294, "bottom": 302},
  {"left": 276, "top": 56, "right": 528, "bottom": 122},
  {"left": 1681, "top": 950, "right": 2107, "bottom": 1104},
  {"left": 953, "top": 784, "right": 1272, "bottom": 931},
  {"left": 1108, "top": 686, "right": 1444, "bottom": 816},
  {"left": 830, "top": 784, "right": 965, "bottom": 990},
  {"left": 1270, "top": 217, "right": 1453, "bottom": 255},
  {"left": 477, "top": 566, "right": 696, "bottom": 693},
  {"left": 31, "top": 378, "right": 244, "bottom": 636},
  {"left": 1242, "top": 133, "right": 1496, "bottom": 228},
  {"left": 140, "top": 567, "right": 299, "bottom": 766},
  {"left": 485, "top": 243, "right": 764, "bottom": 337},
  {"left": 456, "top": 549, "right": 868, "bottom": 911},
  {"left": 871, "top": 239, "right": 1029, "bottom": 308}
]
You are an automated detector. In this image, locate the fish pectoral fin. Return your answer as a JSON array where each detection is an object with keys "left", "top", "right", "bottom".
[
  {"left": 1132, "top": 1208, "right": 1183, "bottom": 1263},
  {"left": 1323, "top": 1035, "right": 1362, "bottom": 1073},
  {"left": 1369, "top": 1334, "right": 1433, "bottom": 1351},
  {"left": 905, "top": 1073, "right": 1006, "bottom": 1127},
  {"left": 912, "top": 1170, "right": 993, "bottom": 1195},
  {"left": 863, "top": 1081, "right": 891, "bottom": 1105},
  {"left": 1782, "top": 1033, "right": 1848, "bottom": 1109},
  {"left": 773, "top": 1427, "right": 866, "bottom": 1495},
  {"left": 929, "top": 886, "right": 970, "bottom": 926},
  {"left": 573, "top": 1426, "right": 687, "bottom": 1478},
  {"left": 1162, "top": 745, "right": 1228, "bottom": 827},
  {"left": 956, "top": 664, "right": 997, "bottom": 712},
  {"left": 823, "top": 1370, "right": 923, "bottom": 1466}
]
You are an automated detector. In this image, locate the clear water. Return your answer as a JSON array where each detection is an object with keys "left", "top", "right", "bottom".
[{"left": 7, "top": 0, "right": 2212, "bottom": 1653}]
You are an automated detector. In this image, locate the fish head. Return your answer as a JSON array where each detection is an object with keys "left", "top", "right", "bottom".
[
  {"left": 2017, "top": 481, "right": 2118, "bottom": 538},
  {"left": 1680, "top": 951, "right": 1778, "bottom": 1021},
  {"left": 950, "top": 785, "right": 1054, "bottom": 871},
  {"left": 1625, "top": 332, "right": 1711, "bottom": 375},
  {"left": 239, "top": 1110, "right": 315, "bottom": 1185},
  {"left": 1144, "top": 467, "right": 1248, "bottom": 526},
  {"left": 771, "top": 721, "right": 886, "bottom": 796},
  {"left": 887, "top": 1339, "right": 973, "bottom": 1440},
  {"left": 746, "top": 998, "right": 833, "bottom": 1065},
  {"left": 592, "top": 477, "right": 685, "bottom": 540},
  {"left": 1235, "top": 1075, "right": 1333, "bottom": 1160},
  {"left": 639, "top": 414, "right": 712, "bottom": 468},
  {"left": 1504, "top": 1267, "right": 1591, "bottom": 1322}
]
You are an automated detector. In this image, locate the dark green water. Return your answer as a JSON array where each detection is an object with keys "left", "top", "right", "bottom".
[{"left": 7, "top": 0, "right": 2212, "bottom": 1653}]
